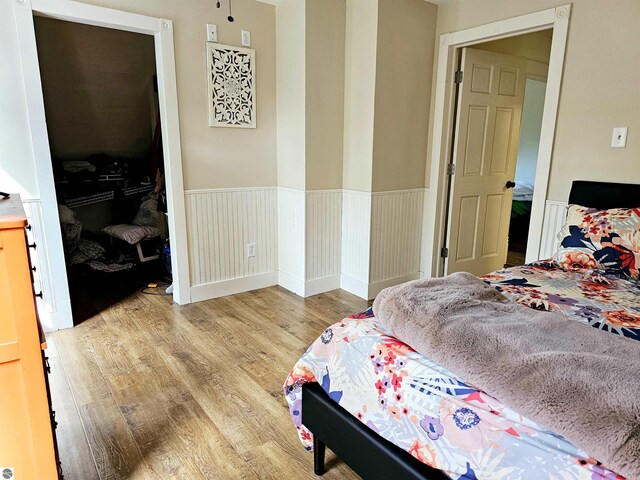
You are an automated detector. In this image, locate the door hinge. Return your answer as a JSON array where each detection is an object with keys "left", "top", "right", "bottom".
[
  {"left": 440, "top": 247, "right": 449, "bottom": 259},
  {"left": 447, "top": 163, "right": 455, "bottom": 176},
  {"left": 454, "top": 70, "right": 463, "bottom": 84}
]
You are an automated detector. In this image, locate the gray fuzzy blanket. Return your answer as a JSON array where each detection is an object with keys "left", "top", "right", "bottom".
[{"left": 373, "top": 272, "right": 640, "bottom": 478}]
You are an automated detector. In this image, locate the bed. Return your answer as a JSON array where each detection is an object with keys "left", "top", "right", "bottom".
[{"left": 283, "top": 180, "right": 640, "bottom": 479}]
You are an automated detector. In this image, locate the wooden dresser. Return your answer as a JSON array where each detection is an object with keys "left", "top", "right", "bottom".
[{"left": 0, "top": 195, "right": 61, "bottom": 479}]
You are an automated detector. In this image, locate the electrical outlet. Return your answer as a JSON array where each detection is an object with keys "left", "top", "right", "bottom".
[
  {"left": 206, "top": 24, "right": 218, "bottom": 43},
  {"left": 241, "top": 30, "right": 251, "bottom": 47},
  {"left": 611, "top": 127, "right": 628, "bottom": 148},
  {"left": 247, "top": 242, "right": 256, "bottom": 258}
]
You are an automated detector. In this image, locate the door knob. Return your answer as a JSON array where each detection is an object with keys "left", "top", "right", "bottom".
[{"left": 505, "top": 181, "right": 516, "bottom": 189}]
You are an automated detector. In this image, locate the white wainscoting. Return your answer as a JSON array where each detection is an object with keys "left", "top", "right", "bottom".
[
  {"left": 185, "top": 188, "right": 278, "bottom": 302},
  {"left": 539, "top": 200, "right": 568, "bottom": 260},
  {"left": 369, "top": 189, "right": 424, "bottom": 298},
  {"left": 340, "top": 190, "right": 372, "bottom": 298},
  {"left": 185, "top": 187, "right": 429, "bottom": 302},
  {"left": 305, "top": 190, "right": 342, "bottom": 295},
  {"left": 277, "top": 187, "right": 306, "bottom": 296}
]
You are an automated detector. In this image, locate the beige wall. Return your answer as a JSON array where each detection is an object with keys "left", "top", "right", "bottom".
[
  {"left": 66, "top": 0, "right": 277, "bottom": 190},
  {"left": 342, "top": 0, "right": 378, "bottom": 192},
  {"left": 34, "top": 17, "right": 156, "bottom": 160},
  {"left": 432, "top": 0, "right": 640, "bottom": 201},
  {"left": 305, "top": 0, "right": 346, "bottom": 191},
  {"left": 473, "top": 30, "right": 552, "bottom": 64},
  {"left": 276, "top": 0, "right": 306, "bottom": 190},
  {"left": 371, "top": 0, "right": 436, "bottom": 192}
]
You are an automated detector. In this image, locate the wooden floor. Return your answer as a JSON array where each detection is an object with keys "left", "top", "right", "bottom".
[
  {"left": 47, "top": 286, "right": 370, "bottom": 479},
  {"left": 505, "top": 243, "right": 527, "bottom": 268}
]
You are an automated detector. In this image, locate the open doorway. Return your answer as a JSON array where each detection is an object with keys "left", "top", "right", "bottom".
[
  {"left": 422, "top": 5, "right": 570, "bottom": 280},
  {"left": 507, "top": 76, "right": 547, "bottom": 266},
  {"left": 33, "top": 17, "right": 172, "bottom": 324},
  {"left": 13, "top": 0, "right": 190, "bottom": 331},
  {"left": 472, "top": 31, "right": 551, "bottom": 269},
  {"left": 443, "top": 29, "right": 552, "bottom": 276}
]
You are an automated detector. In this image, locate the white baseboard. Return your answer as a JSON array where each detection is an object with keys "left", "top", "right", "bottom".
[
  {"left": 341, "top": 273, "right": 420, "bottom": 300},
  {"left": 340, "top": 274, "right": 369, "bottom": 300},
  {"left": 304, "top": 275, "right": 341, "bottom": 297},
  {"left": 279, "top": 272, "right": 341, "bottom": 297},
  {"left": 190, "top": 272, "right": 278, "bottom": 303},
  {"left": 368, "top": 273, "right": 420, "bottom": 299},
  {"left": 278, "top": 271, "right": 305, "bottom": 297}
]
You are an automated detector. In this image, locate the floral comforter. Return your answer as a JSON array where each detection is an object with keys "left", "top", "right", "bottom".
[
  {"left": 284, "top": 263, "right": 640, "bottom": 479},
  {"left": 486, "top": 261, "right": 640, "bottom": 341}
]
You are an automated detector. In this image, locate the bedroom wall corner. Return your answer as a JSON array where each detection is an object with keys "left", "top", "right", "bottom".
[
  {"left": 305, "top": 190, "right": 342, "bottom": 296},
  {"left": 371, "top": 0, "right": 436, "bottom": 193},
  {"left": 277, "top": 187, "right": 306, "bottom": 296},
  {"left": 340, "top": 190, "right": 372, "bottom": 299}
]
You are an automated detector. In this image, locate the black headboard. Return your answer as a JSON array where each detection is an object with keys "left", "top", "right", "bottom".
[{"left": 568, "top": 181, "right": 640, "bottom": 210}]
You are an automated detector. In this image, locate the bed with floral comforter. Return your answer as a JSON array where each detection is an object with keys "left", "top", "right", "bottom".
[{"left": 283, "top": 262, "right": 640, "bottom": 479}]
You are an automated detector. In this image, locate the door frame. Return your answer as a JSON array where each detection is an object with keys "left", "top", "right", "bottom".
[
  {"left": 421, "top": 5, "right": 571, "bottom": 277},
  {"left": 13, "top": 0, "right": 191, "bottom": 329}
]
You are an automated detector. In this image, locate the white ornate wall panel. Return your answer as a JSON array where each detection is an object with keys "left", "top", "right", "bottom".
[
  {"left": 369, "top": 189, "right": 424, "bottom": 294},
  {"left": 340, "top": 190, "right": 372, "bottom": 298},
  {"left": 538, "top": 200, "right": 568, "bottom": 260},
  {"left": 185, "top": 188, "right": 277, "bottom": 301},
  {"left": 277, "top": 188, "right": 306, "bottom": 295},
  {"left": 305, "top": 190, "right": 342, "bottom": 289},
  {"left": 207, "top": 43, "right": 256, "bottom": 128}
]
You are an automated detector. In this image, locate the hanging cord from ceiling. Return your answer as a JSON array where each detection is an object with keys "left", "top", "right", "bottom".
[{"left": 216, "top": 0, "right": 234, "bottom": 23}]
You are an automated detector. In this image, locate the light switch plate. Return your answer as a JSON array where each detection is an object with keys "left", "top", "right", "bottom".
[
  {"left": 241, "top": 30, "right": 251, "bottom": 47},
  {"left": 206, "top": 24, "right": 218, "bottom": 43},
  {"left": 611, "top": 127, "right": 628, "bottom": 148}
]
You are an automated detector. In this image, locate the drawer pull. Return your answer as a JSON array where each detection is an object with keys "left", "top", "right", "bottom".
[
  {"left": 28, "top": 242, "right": 37, "bottom": 249},
  {"left": 35, "top": 291, "right": 43, "bottom": 299},
  {"left": 25, "top": 224, "right": 32, "bottom": 231}
]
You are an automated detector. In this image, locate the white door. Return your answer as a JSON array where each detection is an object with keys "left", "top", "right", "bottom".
[{"left": 446, "top": 48, "right": 526, "bottom": 275}]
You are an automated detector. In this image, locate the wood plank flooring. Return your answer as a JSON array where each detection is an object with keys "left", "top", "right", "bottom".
[{"left": 47, "top": 286, "right": 369, "bottom": 480}]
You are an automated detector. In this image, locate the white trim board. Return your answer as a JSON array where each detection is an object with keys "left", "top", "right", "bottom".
[
  {"left": 421, "top": 5, "right": 571, "bottom": 278},
  {"left": 12, "top": 2, "right": 73, "bottom": 330},
  {"left": 14, "top": 0, "right": 191, "bottom": 330},
  {"left": 191, "top": 272, "right": 278, "bottom": 303}
]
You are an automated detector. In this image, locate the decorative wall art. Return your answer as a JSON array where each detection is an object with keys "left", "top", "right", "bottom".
[{"left": 207, "top": 43, "right": 256, "bottom": 128}]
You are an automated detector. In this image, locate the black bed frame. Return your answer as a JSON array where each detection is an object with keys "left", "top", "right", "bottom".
[{"left": 301, "top": 180, "right": 640, "bottom": 479}]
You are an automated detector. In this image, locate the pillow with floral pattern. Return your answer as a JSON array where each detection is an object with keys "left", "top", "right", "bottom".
[{"left": 553, "top": 204, "right": 640, "bottom": 280}]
